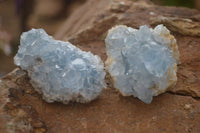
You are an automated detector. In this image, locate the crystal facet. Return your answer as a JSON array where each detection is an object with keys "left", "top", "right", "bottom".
[
  {"left": 14, "top": 29, "right": 106, "bottom": 104},
  {"left": 105, "top": 25, "right": 179, "bottom": 104}
]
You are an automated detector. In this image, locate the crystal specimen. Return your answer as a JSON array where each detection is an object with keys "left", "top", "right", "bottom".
[
  {"left": 14, "top": 29, "right": 106, "bottom": 104},
  {"left": 105, "top": 24, "right": 179, "bottom": 104}
]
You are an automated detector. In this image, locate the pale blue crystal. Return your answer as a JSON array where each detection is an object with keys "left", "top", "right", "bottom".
[
  {"left": 105, "top": 25, "right": 179, "bottom": 104},
  {"left": 14, "top": 29, "right": 106, "bottom": 104}
]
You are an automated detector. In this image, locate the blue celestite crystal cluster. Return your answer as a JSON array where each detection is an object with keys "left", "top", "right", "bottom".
[
  {"left": 14, "top": 29, "right": 106, "bottom": 104},
  {"left": 105, "top": 24, "right": 179, "bottom": 104}
]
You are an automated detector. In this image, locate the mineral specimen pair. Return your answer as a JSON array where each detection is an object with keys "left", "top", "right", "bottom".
[{"left": 14, "top": 24, "right": 179, "bottom": 104}]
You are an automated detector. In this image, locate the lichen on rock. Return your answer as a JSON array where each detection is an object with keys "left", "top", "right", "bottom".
[
  {"left": 105, "top": 24, "right": 179, "bottom": 104},
  {"left": 14, "top": 29, "right": 106, "bottom": 104}
]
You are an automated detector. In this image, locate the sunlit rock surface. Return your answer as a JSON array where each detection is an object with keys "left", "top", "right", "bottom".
[
  {"left": 105, "top": 25, "right": 179, "bottom": 104},
  {"left": 14, "top": 29, "right": 106, "bottom": 104}
]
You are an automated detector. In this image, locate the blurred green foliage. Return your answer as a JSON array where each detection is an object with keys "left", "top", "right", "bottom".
[{"left": 160, "top": 0, "right": 194, "bottom": 8}]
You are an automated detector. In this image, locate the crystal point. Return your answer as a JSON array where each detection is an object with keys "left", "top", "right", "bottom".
[
  {"left": 14, "top": 29, "right": 106, "bottom": 104},
  {"left": 105, "top": 25, "right": 179, "bottom": 104}
]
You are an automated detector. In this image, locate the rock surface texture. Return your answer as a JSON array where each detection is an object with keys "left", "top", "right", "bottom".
[
  {"left": 105, "top": 25, "right": 179, "bottom": 103},
  {"left": 1, "top": 0, "right": 200, "bottom": 133},
  {"left": 14, "top": 29, "right": 106, "bottom": 104}
]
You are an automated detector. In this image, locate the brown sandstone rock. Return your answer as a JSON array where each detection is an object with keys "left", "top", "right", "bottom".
[
  {"left": 1, "top": 0, "right": 200, "bottom": 132},
  {"left": 26, "top": 0, "right": 87, "bottom": 35}
]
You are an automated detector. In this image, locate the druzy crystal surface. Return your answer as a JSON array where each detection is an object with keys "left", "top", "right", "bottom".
[
  {"left": 105, "top": 25, "right": 179, "bottom": 104},
  {"left": 14, "top": 29, "right": 106, "bottom": 104}
]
